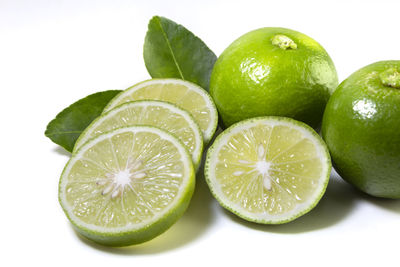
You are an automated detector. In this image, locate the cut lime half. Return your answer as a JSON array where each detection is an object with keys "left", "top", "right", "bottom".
[
  {"left": 205, "top": 117, "right": 331, "bottom": 224},
  {"left": 74, "top": 100, "right": 203, "bottom": 170},
  {"left": 104, "top": 79, "right": 218, "bottom": 144},
  {"left": 59, "top": 126, "right": 195, "bottom": 246}
]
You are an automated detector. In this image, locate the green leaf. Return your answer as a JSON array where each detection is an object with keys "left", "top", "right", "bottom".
[
  {"left": 45, "top": 90, "right": 121, "bottom": 152},
  {"left": 143, "top": 16, "right": 217, "bottom": 90}
]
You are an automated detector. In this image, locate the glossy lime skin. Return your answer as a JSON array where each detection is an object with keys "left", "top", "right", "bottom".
[
  {"left": 322, "top": 61, "right": 400, "bottom": 198},
  {"left": 210, "top": 27, "right": 338, "bottom": 128}
]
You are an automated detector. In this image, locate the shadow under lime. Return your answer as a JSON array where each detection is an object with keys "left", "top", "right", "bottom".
[
  {"left": 222, "top": 171, "right": 358, "bottom": 233},
  {"left": 73, "top": 163, "right": 216, "bottom": 255}
]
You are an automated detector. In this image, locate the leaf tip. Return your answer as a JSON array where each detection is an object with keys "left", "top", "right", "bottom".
[{"left": 149, "top": 15, "right": 161, "bottom": 24}]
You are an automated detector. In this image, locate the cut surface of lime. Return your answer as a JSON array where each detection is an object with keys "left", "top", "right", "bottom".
[
  {"left": 59, "top": 126, "right": 195, "bottom": 246},
  {"left": 104, "top": 79, "right": 218, "bottom": 144},
  {"left": 205, "top": 117, "right": 331, "bottom": 224},
  {"left": 74, "top": 100, "right": 203, "bottom": 170}
]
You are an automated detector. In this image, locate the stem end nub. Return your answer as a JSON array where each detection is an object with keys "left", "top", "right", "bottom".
[
  {"left": 272, "top": 34, "right": 297, "bottom": 50},
  {"left": 380, "top": 68, "right": 400, "bottom": 89}
]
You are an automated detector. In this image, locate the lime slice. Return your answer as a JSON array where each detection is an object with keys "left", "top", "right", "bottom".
[
  {"left": 74, "top": 100, "right": 203, "bottom": 170},
  {"left": 104, "top": 79, "right": 218, "bottom": 144},
  {"left": 205, "top": 117, "right": 331, "bottom": 224},
  {"left": 59, "top": 126, "right": 195, "bottom": 246}
]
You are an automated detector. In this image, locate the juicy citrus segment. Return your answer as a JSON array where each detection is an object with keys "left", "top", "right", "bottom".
[
  {"left": 205, "top": 117, "right": 330, "bottom": 224},
  {"left": 74, "top": 100, "right": 203, "bottom": 170},
  {"left": 104, "top": 79, "right": 218, "bottom": 144},
  {"left": 59, "top": 126, "right": 195, "bottom": 246}
]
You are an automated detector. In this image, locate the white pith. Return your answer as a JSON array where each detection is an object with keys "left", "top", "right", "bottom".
[
  {"left": 60, "top": 126, "right": 193, "bottom": 233},
  {"left": 73, "top": 100, "right": 203, "bottom": 169},
  {"left": 206, "top": 118, "right": 330, "bottom": 223},
  {"left": 103, "top": 78, "right": 218, "bottom": 142}
]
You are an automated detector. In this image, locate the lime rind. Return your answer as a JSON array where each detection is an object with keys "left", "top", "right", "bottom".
[
  {"left": 73, "top": 100, "right": 204, "bottom": 170},
  {"left": 103, "top": 78, "right": 218, "bottom": 144},
  {"left": 204, "top": 116, "right": 331, "bottom": 224},
  {"left": 59, "top": 126, "right": 195, "bottom": 246}
]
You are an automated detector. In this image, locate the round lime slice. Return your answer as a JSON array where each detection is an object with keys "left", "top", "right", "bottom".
[
  {"left": 205, "top": 117, "right": 331, "bottom": 224},
  {"left": 59, "top": 126, "right": 195, "bottom": 246},
  {"left": 74, "top": 100, "right": 203, "bottom": 170},
  {"left": 104, "top": 79, "right": 218, "bottom": 144}
]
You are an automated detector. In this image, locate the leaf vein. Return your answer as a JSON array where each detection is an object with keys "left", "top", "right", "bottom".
[
  {"left": 156, "top": 17, "right": 185, "bottom": 80},
  {"left": 46, "top": 130, "right": 82, "bottom": 136}
]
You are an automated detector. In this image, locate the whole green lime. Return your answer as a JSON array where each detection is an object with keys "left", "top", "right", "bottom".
[
  {"left": 210, "top": 27, "right": 338, "bottom": 128},
  {"left": 322, "top": 61, "right": 400, "bottom": 198}
]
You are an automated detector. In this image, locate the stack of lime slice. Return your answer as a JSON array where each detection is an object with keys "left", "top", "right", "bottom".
[
  {"left": 104, "top": 78, "right": 218, "bottom": 144},
  {"left": 59, "top": 79, "right": 218, "bottom": 246},
  {"left": 74, "top": 100, "right": 204, "bottom": 170}
]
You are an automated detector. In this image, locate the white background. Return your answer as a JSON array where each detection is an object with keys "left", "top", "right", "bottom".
[{"left": 1, "top": 0, "right": 399, "bottom": 266}]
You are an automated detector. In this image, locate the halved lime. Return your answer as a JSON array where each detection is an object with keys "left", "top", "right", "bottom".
[
  {"left": 205, "top": 117, "right": 331, "bottom": 224},
  {"left": 104, "top": 79, "right": 218, "bottom": 144},
  {"left": 59, "top": 126, "right": 195, "bottom": 246},
  {"left": 74, "top": 100, "right": 203, "bottom": 170}
]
